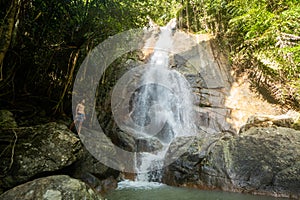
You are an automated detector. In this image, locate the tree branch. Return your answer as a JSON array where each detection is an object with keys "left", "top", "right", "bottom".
[{"left": 0, "top": 0, "right": 20, "bottom": 74}]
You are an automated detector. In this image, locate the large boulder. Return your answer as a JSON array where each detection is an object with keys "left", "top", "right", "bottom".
[
  {"left": 200, "top": 127, "right": 300, "bottom": 198},
  {"left": 164, "top": 127, "right": 300, "bottom": 199},
  {"left": 0, "top": 122, "right": 82, "bottom": 192},
  {"left": 67, "top": 145, "right": 119, "bottom": 194},
  {"left": 162, "top": 136, "right": 205, "bottom": 186},
  {"left": 0, "top": 175, "right": 103, "bottom": 200},
  {"left": 69, "top": 147, "right": 117, "bottom": 179},
  {"left": 162, "top": 133, "right": 230, "bottom": 186}
]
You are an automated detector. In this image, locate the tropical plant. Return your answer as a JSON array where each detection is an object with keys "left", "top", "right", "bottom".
[{"left": 180, "top": 0, "right": 300, "bottom": 109}]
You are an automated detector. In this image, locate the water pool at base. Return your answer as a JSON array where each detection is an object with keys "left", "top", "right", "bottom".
[{"left": 105, "top": 180, "right": 289, "bottom": 200}]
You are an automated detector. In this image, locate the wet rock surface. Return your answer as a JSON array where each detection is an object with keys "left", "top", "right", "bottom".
[
  {"left": 0, "top": 175, "right": 103, "bottom": 200},
  {"left": 171, "top": 32, "right": 233, "bottom": 135},
  {"left": 136, "top": 137, "right": 163, "bottom": 152}
]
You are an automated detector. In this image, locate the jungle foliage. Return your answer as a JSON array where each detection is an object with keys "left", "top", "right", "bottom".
[
  {"left": 178, "top": 0, "right": 300, "bottom": 109},
  {"left": 0, "top": 0, "right": 299, "bottom": 115},
  {"left": 0, "top": 0, "right": 178, "bottom": 114}
]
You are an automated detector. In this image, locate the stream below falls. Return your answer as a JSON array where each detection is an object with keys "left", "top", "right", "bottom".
[{"left": 105, "top": 180, "right": 288, "bottom": 200}]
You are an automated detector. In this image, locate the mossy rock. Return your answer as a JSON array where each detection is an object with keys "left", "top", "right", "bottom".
[
  {"left": 0, "top": 110, "right": 17, "bottom": 128},
  {"left": 0, "top": 175, "right": 103, "bottom": 200}
]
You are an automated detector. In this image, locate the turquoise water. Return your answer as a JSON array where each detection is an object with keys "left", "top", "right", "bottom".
[{"left": 105, "top": 180, "right": 288, "bottom": 200}]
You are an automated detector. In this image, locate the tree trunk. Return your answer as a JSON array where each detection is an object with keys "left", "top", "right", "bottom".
[
  {"left": 185, "top": 0, "right": 190, "bottom": 31},
  {"left": 53, "top": 49, "right": 80, "bottom": 114},
  {"left": 0, "top": 0, "right": 20, "bottom": 80}
]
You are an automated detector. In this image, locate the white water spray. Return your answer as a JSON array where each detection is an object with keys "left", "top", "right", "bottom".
[{"left": 132, "top": 19, "right": 195, "bottom": 182}]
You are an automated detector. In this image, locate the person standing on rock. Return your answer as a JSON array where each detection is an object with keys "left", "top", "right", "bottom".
[{"left": 70, "top": 99, "right": 86, "bottom": 135}]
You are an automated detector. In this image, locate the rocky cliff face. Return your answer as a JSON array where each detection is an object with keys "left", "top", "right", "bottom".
[
  {"left": 161, "top": 32, "right": 300, "bottom": 198},
  {"left": 170, "top": 33, "right": 234, "bottom": 135}
]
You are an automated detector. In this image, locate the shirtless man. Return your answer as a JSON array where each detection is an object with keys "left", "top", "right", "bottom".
[{"left": 70, "top": 99, "right": 86, "bottom": 134}]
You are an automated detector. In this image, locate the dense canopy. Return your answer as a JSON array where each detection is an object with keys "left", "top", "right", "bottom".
[{"left": 0, "top": 0, "right": 299, "bottom": 114}]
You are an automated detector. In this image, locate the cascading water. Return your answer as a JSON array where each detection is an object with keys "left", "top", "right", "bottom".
[{"left": 131, "top": 19, "right": 196, "bottom": 182}]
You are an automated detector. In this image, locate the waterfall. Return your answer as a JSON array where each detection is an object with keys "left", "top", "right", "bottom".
[{"left": 131, "top": 19, "right": 195, "bottom": 182}]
